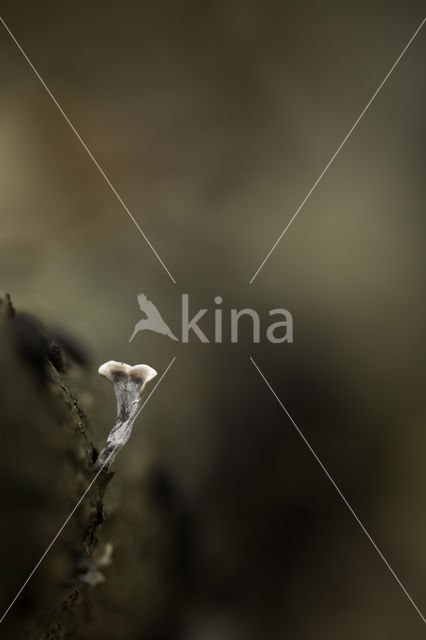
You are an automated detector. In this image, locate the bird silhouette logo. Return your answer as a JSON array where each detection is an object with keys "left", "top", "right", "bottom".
[{"left": 129, "top": 294, "right": 178, "bottom": 342}]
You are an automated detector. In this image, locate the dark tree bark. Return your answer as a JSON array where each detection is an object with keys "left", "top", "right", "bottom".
[{"left": 0, "top": 292, "right": 112, "bottom": 638}]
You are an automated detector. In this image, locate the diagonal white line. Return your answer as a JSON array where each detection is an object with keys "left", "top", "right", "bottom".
[
  {"left": 250, "top": 356, "right": 426, "bottom": 624},
  {"left": 0, "top": 356, "right": 176, "bottom": 625},
  {"left": 0, "top": 16, "right": 176, "bottom": 285},
  {"left": 250, "top": 16, "right": 426, "bottom": 284}
]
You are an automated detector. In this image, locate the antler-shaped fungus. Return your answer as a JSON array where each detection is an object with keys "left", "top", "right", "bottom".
[{"left": 93, "top": 360, "right": 157, "bottom": 470}]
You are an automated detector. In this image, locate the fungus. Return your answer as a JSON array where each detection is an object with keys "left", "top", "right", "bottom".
[
  {"left": 93, "top": 360, "right": 157, "bottom": 470},
  {"left": 78, "top": 543, "right": 114, "bottom": 586}
]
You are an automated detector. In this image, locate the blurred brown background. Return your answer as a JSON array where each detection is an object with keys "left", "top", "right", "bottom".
[{"left": 0, "top": 1, "right": 425, "bottom": 638}]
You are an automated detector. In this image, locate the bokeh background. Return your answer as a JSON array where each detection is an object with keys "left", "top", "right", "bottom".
[{"left": 0, "top": 1, "right": 425, "bottom": 637}]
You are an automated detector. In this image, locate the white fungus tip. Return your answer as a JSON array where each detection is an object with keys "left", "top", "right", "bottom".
[
  {"left": 98, "top": 361, "right": 158, "bottom": 390},
  {"left": 98, "top": 360, "right": 130, "bottom": 380},
  {"left": 129, "top": 364, "right": 157, "bottom": 383}
]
